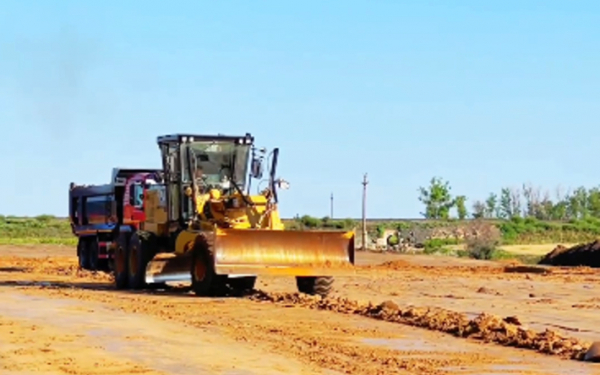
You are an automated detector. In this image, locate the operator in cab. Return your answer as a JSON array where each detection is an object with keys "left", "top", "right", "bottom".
[{"left": 194, "top": 166, "right": 206, "bottom": 194}]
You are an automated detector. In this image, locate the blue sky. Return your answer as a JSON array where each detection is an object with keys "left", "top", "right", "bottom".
[{"left": 1, "top": 0, "right": 599, "bottom": 219}]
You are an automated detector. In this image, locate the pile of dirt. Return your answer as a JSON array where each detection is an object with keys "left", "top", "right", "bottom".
[
  {"left": 539, "top": 241, "right": 600, "bottom": 267},
  {"left": 0, "top": 256, "right": 112, "bottom": 281},
  {"left": 367, "top": 261, "right": 506, "bottom": 276},
  {"left": 368, "top": 260, "right": 413, "bottom": 270},
  {"left": 249, "top": 291, "right": 591, "bottom": 361}
]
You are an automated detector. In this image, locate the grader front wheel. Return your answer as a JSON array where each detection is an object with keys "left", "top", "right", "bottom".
[
  {"left": 190, "top": 246, "right": 226, "bottom": 297},
  {"left": 296, "top": 276, "right": 334, "bottom": 298}
]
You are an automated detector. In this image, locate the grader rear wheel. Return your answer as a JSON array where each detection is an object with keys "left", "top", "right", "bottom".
[
  {"left": 296, "top": 276, "right": 334, "bottom": 298},
  {"left": 228, "top": 276, "right": 257, "bottom": 296}
]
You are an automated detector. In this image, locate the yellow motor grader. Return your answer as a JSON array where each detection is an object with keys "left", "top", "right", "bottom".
[{"left": 112, "top": 133, "right": 355, "bottom": 297}]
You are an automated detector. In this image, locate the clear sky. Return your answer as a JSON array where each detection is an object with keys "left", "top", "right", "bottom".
[{"left": 1, "top": 1, "right": 599, "bottom": 219}]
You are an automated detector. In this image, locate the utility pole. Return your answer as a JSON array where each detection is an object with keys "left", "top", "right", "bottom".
[
  {"left": 330, "top": 192, "right": 334, "bottom": 219},
  {"left": 361, "top": 173, "right": 368, "bottom": 250}
]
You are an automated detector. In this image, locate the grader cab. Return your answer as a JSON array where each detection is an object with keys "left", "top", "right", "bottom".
[{"left": 112, "top": 133, "right": 355, "bottom": 297}]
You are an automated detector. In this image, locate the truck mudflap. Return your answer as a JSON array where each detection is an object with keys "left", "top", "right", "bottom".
[{"left": 144, "top": 229, "right": 355, "bottom": 284}]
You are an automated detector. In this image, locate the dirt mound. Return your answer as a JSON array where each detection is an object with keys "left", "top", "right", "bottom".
[
  {"left": 0, "top": 256, "right": 112, "bottom": 281},
  {"left": 539, "top": 241, "right": 600, "bottom": 267},
  {"left": 249, "top": 291, "right": 591, "bottom": 360},
  {"left": 370, "top": 260, "right": 414, "bottom": 270}
]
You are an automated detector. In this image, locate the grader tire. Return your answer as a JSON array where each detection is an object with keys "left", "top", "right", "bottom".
[
  {"left": 190, "top": 235, "right": 227, "bottom": 297},
  {"left": 296, "top": 276, "right": 334, "bottom": 298},
  {"left": 191, "top": 247, "right": 215, "bottom": 296},
  {"left": 228, "top": 277, "right": 257, "bottom": 296}
]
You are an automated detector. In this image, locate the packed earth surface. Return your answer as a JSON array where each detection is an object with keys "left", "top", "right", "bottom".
[{"left": 2, "top": 245, "right": 600, "bottom": 375}]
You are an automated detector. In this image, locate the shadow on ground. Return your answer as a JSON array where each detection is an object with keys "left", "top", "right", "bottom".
[
  {"left": 0, "top": 267, "right": 29, "bottom": 273},
  {"left": 0, "top": 279, "right": 253, "bottom": 299}
]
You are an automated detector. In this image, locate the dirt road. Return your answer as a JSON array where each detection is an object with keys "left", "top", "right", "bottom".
[{"left": 1, "top": 245, "right": 599, "bottom": 375}]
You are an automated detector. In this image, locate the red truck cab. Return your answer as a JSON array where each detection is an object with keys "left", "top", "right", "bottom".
[{"left": 123, "top": 172, "right": 162, "bottom": 225}]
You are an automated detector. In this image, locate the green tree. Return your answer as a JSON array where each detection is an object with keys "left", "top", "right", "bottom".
[
  {"left": 587, "top": 187, "right": 600, "bottom": 218},
  {"left": 455, "top": 195, "right": 468, "bottom": 219},
  {"left": 568, "top": 187, "right": 588, "bottom": 219},
  {"left": 498, "top": 188, "right": 515, "bottom": 220},
  {"left": 550, "top": 200, "right": 568, "bottom": 220},
  {"left": 509, "top": 188, "right": 523, "bottom": 218},
  {"left": 485, "top": 193, "right": 498, "bottom": 218},
  {"left": 418, "top": 177, "right": 454, "bottom": 219}
]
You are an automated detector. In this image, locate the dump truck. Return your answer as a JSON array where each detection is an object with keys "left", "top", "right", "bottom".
[
  {"left": 69, "top": 133, "right": 355, "bottom": 297},
  {"left": 69, "top": 168, "right": 162, "bottom": 271}
]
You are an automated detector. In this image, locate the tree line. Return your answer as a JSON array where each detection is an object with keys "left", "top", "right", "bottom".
[{"left": 418, "top": 177, "right": 600, "bottom": 221}]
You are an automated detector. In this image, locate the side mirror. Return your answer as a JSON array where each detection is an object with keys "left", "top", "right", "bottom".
[
  {"left": 251, "top": 158, "right": 263, "bottom": 179},
  {"left": 276, "top": 178, "right": 290, "bottom": 190}
]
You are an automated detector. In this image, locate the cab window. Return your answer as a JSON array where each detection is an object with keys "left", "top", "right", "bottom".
[{"left": 130, "top": 184, "right": 144, "bottom": 208}]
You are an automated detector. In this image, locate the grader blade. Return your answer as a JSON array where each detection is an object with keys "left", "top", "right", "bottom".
[
  {"left": 145, "top": 253, "right": 193, "bottom": 284},
  {"left": 144, "top": 229, "right": 356, "bottom": 284},
  {"left": 213, "top": 229, "right": 355, "bottom": 276}
]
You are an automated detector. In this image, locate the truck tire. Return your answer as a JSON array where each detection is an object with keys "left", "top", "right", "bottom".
[
  {"left": 88, "top": 239, "right": 99, "bottom": 271},
  {"left": 228, "top": 276, "right": 257, "bottom": 296},
  {"left": 77, "top": 238, "right": 90, "bottom": 270},
  {"left": 128, "top": 231, "right": 155, "bottom": 289},
  {"left": 114, "top": 236, "right": 129, "bottom": 289},
  {"left": 296, "top": 276, "right": 334, "bottom": 298}
]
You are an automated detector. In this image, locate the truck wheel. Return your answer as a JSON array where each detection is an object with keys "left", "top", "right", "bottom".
[
  {"left": 88, "top": 240, "right": 99, "bottom": 271},
  {"left": 77, "top": 238, "right": 91, "bottom": 270},
  {"left": 114, "top": 236, "right": 129, "bottom": 289},
  {"left": 128, "top": 231, "right": 154, "bottom": 290},
  {"left": 296, "top": 276, "right": 334, "bottom": 298},
  {"left": 228, "top": 276, "right": 257, "bottom": 296}
]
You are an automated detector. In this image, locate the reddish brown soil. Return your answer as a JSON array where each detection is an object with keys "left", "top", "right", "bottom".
[{"left": 1, "top": 245, "right": 600, "bottom": 374}]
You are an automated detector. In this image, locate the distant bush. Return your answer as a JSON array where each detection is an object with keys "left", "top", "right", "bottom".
[
  {"left": 464, "top": 220, "right": 501, "bottom": 260},
  {"left": 387, "top": 234, "right": 399, "bottom": 246},
  {"left": 422, "top": 238, "right": 460, "bottom": 255},
  {"left": 499, "top": 216, "right": 600, "bottom": 244},
  {"left": 286, "top": 215, "right": 356, "bottom": 231}
]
